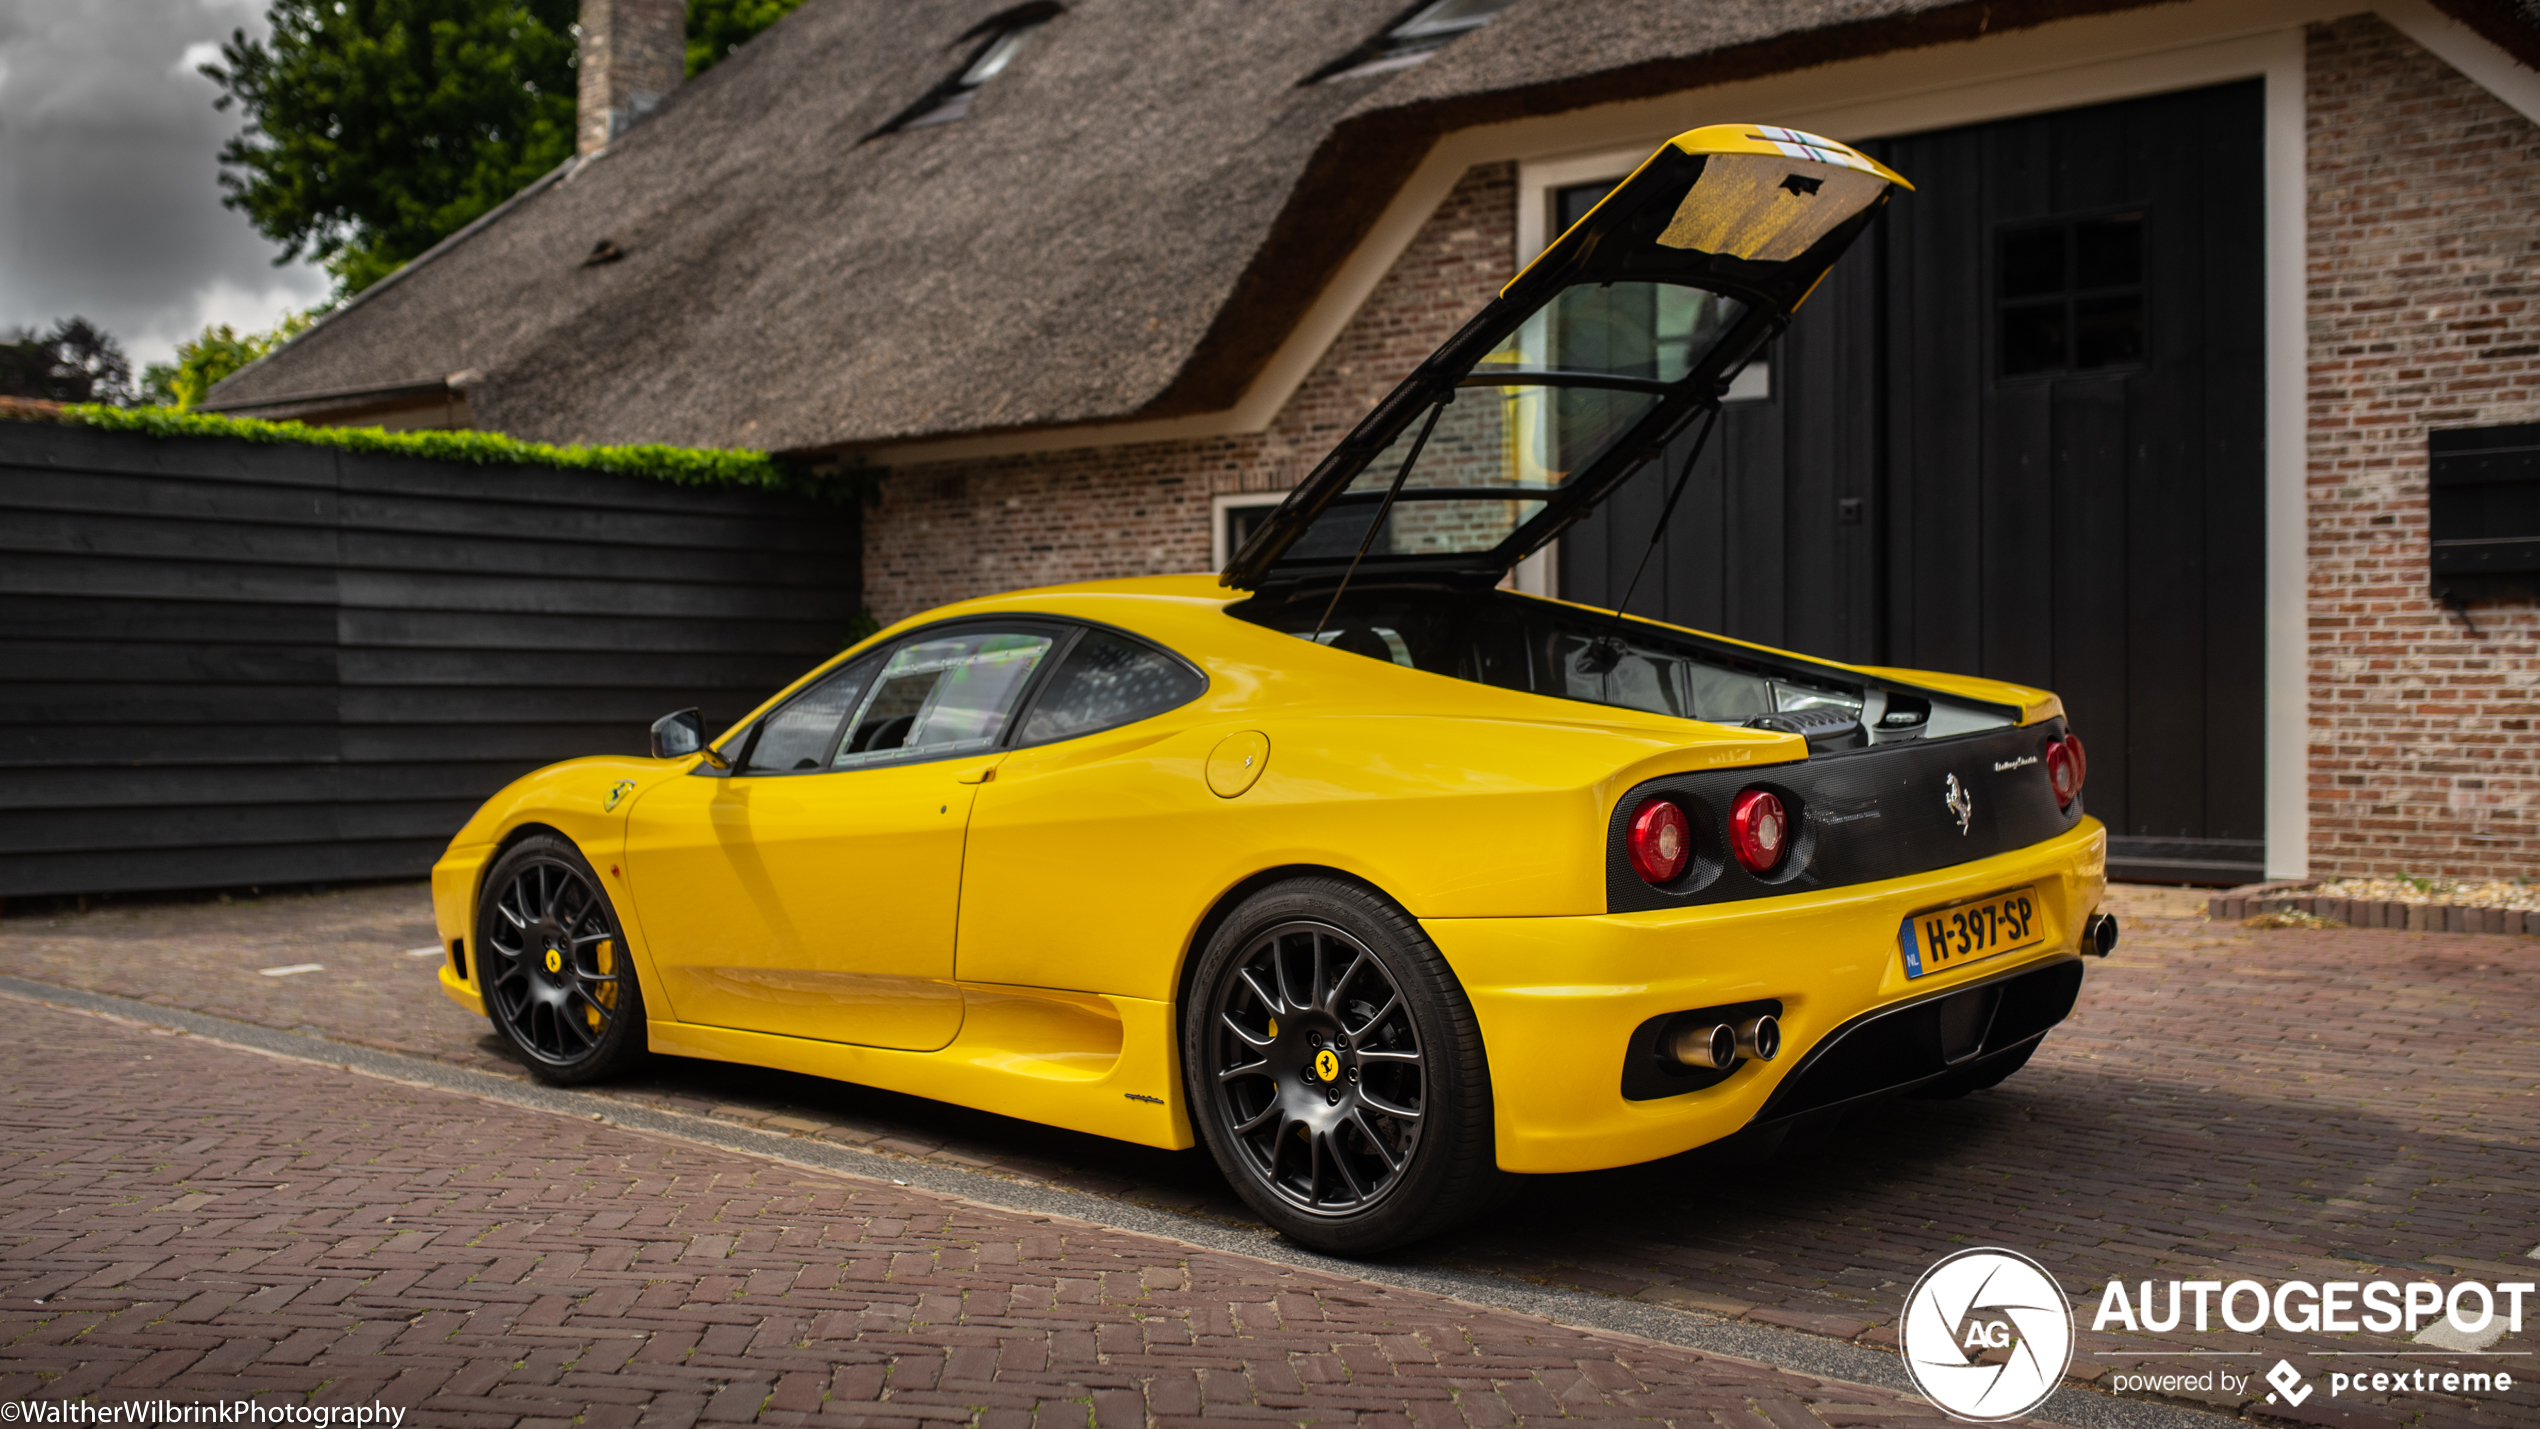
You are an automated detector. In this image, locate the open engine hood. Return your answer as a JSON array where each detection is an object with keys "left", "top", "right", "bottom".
[{"left": 1222, "top": 125, "right": 1908, "bottom": 593}]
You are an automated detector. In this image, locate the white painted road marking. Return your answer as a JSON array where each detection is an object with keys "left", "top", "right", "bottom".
[
  {"left": 258, "top": 964, "right": 324, "bottom": 977},
  {"left": 404, "top": 946, "right": 445, "bottom": 958}
]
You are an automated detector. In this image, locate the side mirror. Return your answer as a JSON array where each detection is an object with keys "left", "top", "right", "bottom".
[{"left": 650, "top": 708, "right": 722, "bottom": 765}]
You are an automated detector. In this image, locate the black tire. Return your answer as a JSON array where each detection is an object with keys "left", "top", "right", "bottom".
[
  {"left": 474, "top": 833, "right": 648, "bottom": 1084},
  {"left": 1182, "top": 876, "right": 1503, "bottom": 1255}
]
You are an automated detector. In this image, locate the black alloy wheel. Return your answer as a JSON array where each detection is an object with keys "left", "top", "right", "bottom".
[
  {"left": 1184, "top": 877, "right": 1503, "bottom": 1254},
  {"left": 476, "top": 833, "right": 646, "bottom": 1084}
]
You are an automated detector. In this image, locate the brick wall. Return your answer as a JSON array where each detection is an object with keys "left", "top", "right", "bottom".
[
  {"left": 860, "top": 163, "right": 1518, "bottom": 622},
  {"left": 2306, "top": 14, "right": 2540, "bottom": 879}
]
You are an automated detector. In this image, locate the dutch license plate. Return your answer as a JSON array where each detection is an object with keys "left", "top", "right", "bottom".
[{"left": 1900, "top": 886, "right": 2043, "bottom": 979}]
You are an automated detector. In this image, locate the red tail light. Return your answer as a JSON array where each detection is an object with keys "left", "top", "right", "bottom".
[
  {"left": 1728, "top": 789, "right": 1788, "bottom": 874},
  {"left": 1627, "top": 799, "right": 1692, "bottom": 884},
  {"left": 2046, "top": 734, "right": 2087, "bottom": 808}
]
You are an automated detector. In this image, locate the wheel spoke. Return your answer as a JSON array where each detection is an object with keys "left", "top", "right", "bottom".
[
  {"left": 495, "top": 901, "right": 529, "bottom": 930},
  {"left": 1355, "top": 1046, "right": 1421, "bottom": 1065},
  {"left": 1309, "top": 932, "right": 1328, "bottom": 1015},
  {"left": 1346, "top": 992, "right": 1400, "bottom": 1043},
  {"left": 1322, "top": 1128, "right": 1367, "bottom": 1202},
  {"left": 1323, "top": 950, "right": 1368, "bottom": 1013},
  {"left": 1346, "top": 1109, "right": 1401, "bottom": 1171},
  {"left": 1217, "top": 1055, "right": 1272, "bottom": 1081},
  {"left": 1262, "top": 1114, "right": 1293, "bottom": 1181},
  {"left": 1220, "top": 1011, "right": 1274, "bottom": 1049},
  {"left": 1274, "top": 937, "right": 1310, "bottom": 1016},
  {"left": 1233, "top": 1101, "right": 1280, "bottom": 1134},
  {"left": 1359, "top": 1087, "right": 1421, "bottom": 1119},
  {"left": 1237, "top": 967, "right": 1285, "bottom": 1018}
]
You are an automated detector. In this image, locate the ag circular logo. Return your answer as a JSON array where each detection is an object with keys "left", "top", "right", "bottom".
[{"left": 1901, "top": 1248, "right": 2074, "bottom": 1421}]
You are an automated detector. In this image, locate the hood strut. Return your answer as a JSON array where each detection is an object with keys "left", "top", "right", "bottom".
[
  {"left": 1584, "top": 400, "right": 1721, "bottom": 672},
  {"left": 1313, "top": 391, "right": 1450, "bottom": 638}
]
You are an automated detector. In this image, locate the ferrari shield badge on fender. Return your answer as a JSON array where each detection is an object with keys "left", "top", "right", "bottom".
[{"left": 603, "top": 780, "right": 637, "bottom": 811}]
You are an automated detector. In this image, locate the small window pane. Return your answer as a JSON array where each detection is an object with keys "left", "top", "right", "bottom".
[
  {"left": 836, "top": 630, "right": 1053, "bottom": 766},
  {"left": 1686, "top": 665, "right": 1772, "bottom": 722},
  {"left": 1392, "top": 0, "right": 1519, "bottom": 40},
  {"left": 960, "top": 21, "right": 1041, "bottom": 84},
  {"left": 1999, "top": 303, "right": 2068, "bottom": 377},
  {"left": 1996, "top": 213, "right": 2147, "bottom": 379},
  {"left": 1554, "top": 179, "right": 1618, "bottom": 234},
  {"left": 1771, "top": 680, "right": 1864, "bottom": 716},
  {"left": 743, "top": 657, "right": 876, "bottom": 773},
  {"left": 1494, "top": 280, "right": 1746, "bottom": 384},
  {"left": 1018, "top": 631, "right": 1205, "bottom": 743},
  {"left": 2074, "top": 215, "right": 2143, "bottom": 288},
  {"left": 1999, "top": 228, "right": 2065, "bottom": 299},
  {"left": 1222, "top": 500, "right": 1280, "bottom": 571},
  {"left": 2074, "top": 293, "right": 2144, "bottom": 369}
]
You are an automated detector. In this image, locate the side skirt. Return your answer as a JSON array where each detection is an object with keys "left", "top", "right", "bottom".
[{"left": 643, "top": 985, "right": 1195, "bottom": 1151}]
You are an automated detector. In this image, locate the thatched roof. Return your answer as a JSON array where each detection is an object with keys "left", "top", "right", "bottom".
[{"left": 203, "top": 0, "right": 2540, "bottom": 456}]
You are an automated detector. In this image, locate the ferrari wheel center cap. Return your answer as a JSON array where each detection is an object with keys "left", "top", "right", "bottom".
[
  {"left": 1313, "top": 1048, "right": 1341, "bottom": 1082},
  {"left": 543, "top": 947, "right": 564, "bottom": 975}
]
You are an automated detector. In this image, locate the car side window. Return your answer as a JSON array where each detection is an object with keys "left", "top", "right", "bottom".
[
  {"left": 834, "top": 628, "right": 1055, "bottom": 767},
  {"left": 1016, "top": 629, "right": 1206, "bottom": 744},
  {"left": 739, "top": 653, "right": 879, "bottom": 774}
]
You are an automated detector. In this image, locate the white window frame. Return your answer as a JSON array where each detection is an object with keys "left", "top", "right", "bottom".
[{"left": 1211, "top": 492, "right": 1288, "bottom": 572}]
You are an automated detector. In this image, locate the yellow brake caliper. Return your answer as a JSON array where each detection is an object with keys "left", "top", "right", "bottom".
[{"left": 588, "top": 939, "right": 617, "bottom": 1030}]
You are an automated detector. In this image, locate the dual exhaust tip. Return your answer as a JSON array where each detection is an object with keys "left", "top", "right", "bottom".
[{"left": 1670, "top": 1014, "right": 1780, "bottom": 1070}]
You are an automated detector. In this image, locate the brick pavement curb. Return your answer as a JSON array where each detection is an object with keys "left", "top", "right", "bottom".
[
  {"left": 2208, "top": 887, "right": 2540, "bottom": 934},
  {"left": 0, "top": 972, "right": 2235, "bottom": 1429}
]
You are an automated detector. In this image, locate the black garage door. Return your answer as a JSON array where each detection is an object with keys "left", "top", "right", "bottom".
[{"left": 1562, "top": 80, "right": 2266, "bottom": 884}]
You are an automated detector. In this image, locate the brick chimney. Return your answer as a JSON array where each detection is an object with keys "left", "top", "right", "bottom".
[{"left": 577, "top": 0, "right": 686, "bottom": 155}]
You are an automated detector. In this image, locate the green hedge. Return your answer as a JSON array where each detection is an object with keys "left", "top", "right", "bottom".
[{"left": 11, "top": 402, "right": 854, "bottom": 498}]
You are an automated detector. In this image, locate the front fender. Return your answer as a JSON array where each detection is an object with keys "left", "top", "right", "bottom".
[{"left": 431, "top": 753, "right": 697, "bottom": 1015}]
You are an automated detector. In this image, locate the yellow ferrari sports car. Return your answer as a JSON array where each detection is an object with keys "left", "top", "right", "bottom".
[{"left": 430, "top": 125, "right": 2112, "bottom": 1253}]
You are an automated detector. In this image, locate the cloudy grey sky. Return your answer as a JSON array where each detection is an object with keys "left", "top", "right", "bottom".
[{"left": 0, "top": 0, "right": 329, "bottom": 372}]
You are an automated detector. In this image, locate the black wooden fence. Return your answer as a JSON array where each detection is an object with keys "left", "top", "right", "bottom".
[{"left": 0, "top": 422, "right": 862, "bottom": 898}]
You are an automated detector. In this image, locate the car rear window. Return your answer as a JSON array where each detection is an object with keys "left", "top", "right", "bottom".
[{"left": 1017, "top": 629, "right": 1206, "bottom": 744}]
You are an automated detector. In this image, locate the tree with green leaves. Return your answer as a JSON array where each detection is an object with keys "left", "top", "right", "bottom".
[
  {"left": 140, "top": 311, "right": 321, "bottom": 410},
  {"left": 0, "top": 319, "right": 134, "bottom": 405},
  {"left": 205, "top": 0, "right": 581, "bottom": 294},
  {"left": 686, "top": 0, "right": 809, "bottom": 77},
  {"left": 206, "top": 0, "right": 811, "bottom": 296}
]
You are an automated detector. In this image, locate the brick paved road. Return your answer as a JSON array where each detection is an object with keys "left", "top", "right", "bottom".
[
  {"left": 0, "top": 997, "right": 1947, "bottom": 1428},
  {"left": 4, "top": 883, "right": 2535, "bottom": 1426}
]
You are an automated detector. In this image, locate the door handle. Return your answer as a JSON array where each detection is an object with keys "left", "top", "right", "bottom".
[{"left": 954, "top": 764, "right": 1000, "bottom": 785}]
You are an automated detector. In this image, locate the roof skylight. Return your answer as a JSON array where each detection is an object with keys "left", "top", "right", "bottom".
[
  {"left": 874, "top": 3, "right": 1060, "bottom": 135},
  {"left": 1313, "top": 0, "right": 1521, "bottom": 83}
]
